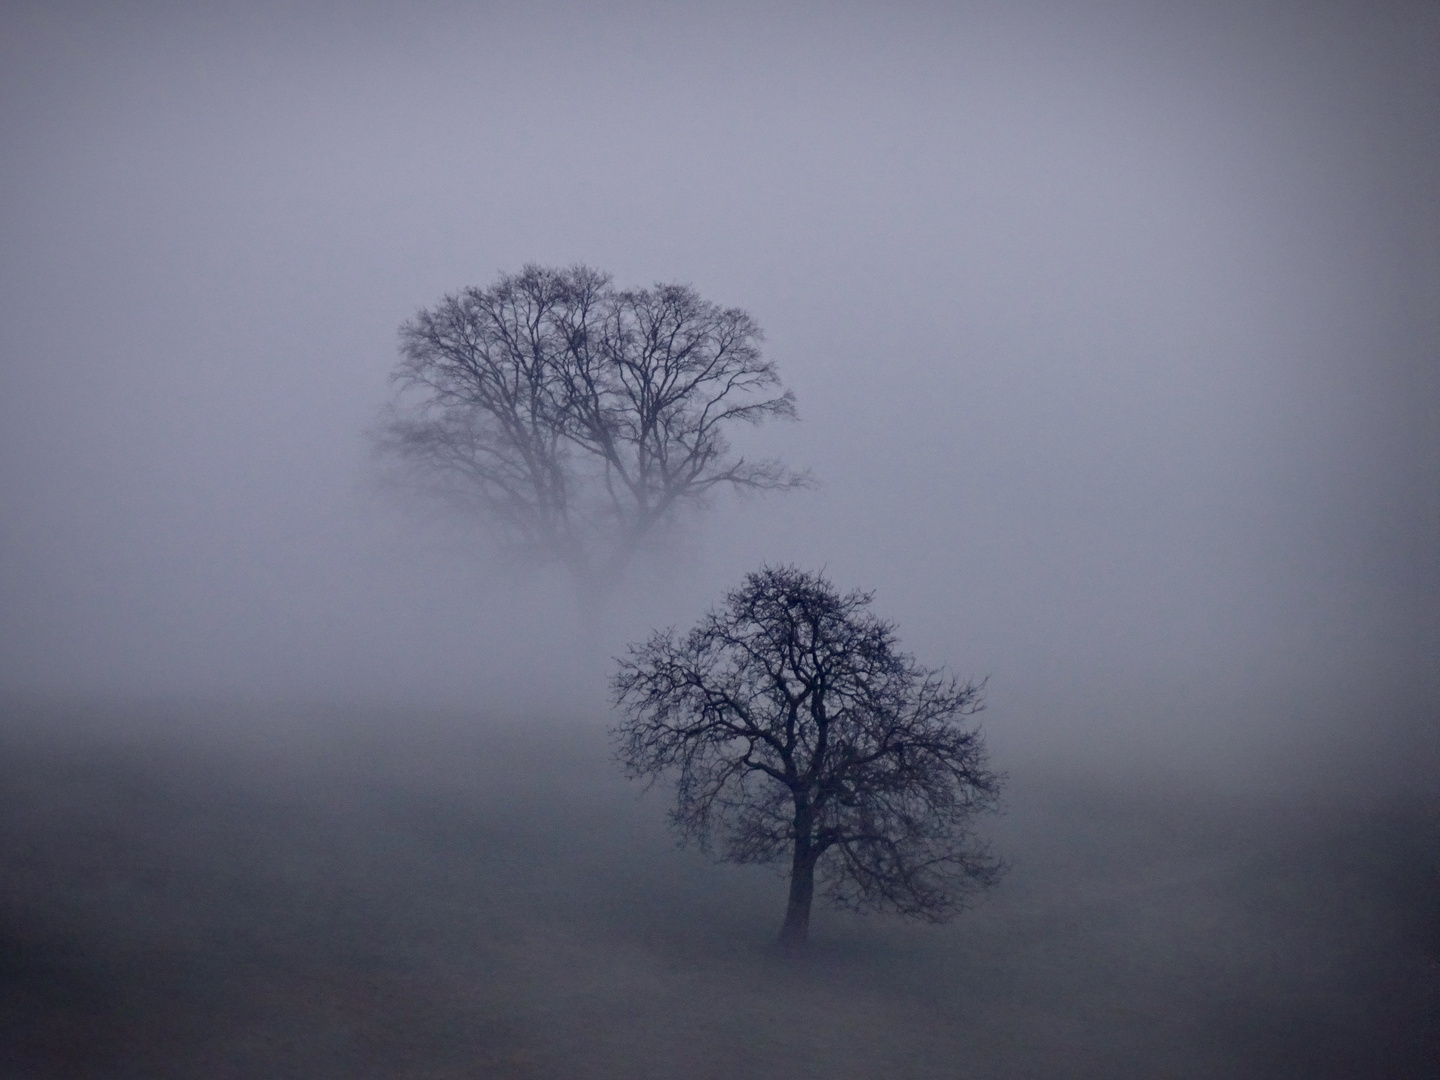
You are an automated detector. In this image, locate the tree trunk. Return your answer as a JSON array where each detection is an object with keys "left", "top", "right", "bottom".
[{"left": 778, "top": 839, "right": 817, "bottom": 954}]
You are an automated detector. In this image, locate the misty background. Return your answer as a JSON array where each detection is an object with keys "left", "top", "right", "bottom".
[
  {"left": 2, "top": 0, "right": 1437, "bottom": 783},
  {"left": 2, "top": 3, "right": 1438, "bottom": 1076}
]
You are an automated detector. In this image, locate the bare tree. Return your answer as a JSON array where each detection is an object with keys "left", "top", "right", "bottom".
[
  {"left": 375, "top": 266, "right": 810, "bottom": 594},
  {"left": 612, "top": 566, "right": 1005, "bottom": 953}
]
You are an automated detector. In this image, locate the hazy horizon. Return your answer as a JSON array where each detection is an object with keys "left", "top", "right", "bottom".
[{"left": 2, "top": 0, "right": 1436, "bottom": 794}]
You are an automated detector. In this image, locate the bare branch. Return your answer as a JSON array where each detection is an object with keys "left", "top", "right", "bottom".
[
  {"left": 373, "top": 267, "right": 811, "bottom": 594},
  {"left": 611, "top": 567, "right": 1005, "bottom": 949}
]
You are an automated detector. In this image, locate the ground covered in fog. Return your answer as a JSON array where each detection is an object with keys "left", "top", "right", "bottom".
[{"left": 0, "top": 700, "right": 1434, "bottom": 1080}]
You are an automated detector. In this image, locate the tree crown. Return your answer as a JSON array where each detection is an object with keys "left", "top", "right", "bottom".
[
  {"left": 375, "top": 266, "right": 811, "bottom": 588},
  {"left": 612, "top": 566, "right": 1004, "bottom": 921}
]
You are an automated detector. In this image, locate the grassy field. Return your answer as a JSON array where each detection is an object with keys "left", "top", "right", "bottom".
[{"left": 1, "top": 700, "right": 1434, "bottom": 1078}]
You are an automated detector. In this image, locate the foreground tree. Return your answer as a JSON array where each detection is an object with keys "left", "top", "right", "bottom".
[
  {"left": 375, "top": 265, "right": 810, "bottom": 595},
  {"left": 612, "top": 566, "right": 1005, "bottom": 952}
]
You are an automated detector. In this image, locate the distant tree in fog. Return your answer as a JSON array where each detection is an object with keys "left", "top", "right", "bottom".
[
  {"left": 375, "top": 265, "right": 811, "bottom": 597},
  {"left": 612, "top": 566, "right": 1005, "bottom": 952}
]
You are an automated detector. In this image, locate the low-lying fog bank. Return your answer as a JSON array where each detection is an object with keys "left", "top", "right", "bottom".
[{"left": 1, "top": 699, "right": 1434, "bottom": 1079}]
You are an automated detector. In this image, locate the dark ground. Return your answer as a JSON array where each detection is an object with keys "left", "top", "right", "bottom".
[{"left": 1, "top": 700, "right": 1435, "bottom": 1079}]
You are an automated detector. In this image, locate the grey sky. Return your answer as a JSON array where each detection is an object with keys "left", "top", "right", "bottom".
[{"left": 2, "top": 0, "right": 1435, "bottom": 785}]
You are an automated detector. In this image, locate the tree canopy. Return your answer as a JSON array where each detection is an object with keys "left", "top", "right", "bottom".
[
  {"left": 376, "top": 266, "right": 810, "bottom": 591},
  {"left": 612, "top": 566, "right": 1004, "bottom": 951}
]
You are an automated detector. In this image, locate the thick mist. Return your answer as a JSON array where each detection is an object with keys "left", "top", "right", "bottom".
[
  {"left": 1, "top": 3, "right": 1437, "bottom": 1074},
  {"left": 3, "top": 0, "right": 1436, "bottom": 785}
]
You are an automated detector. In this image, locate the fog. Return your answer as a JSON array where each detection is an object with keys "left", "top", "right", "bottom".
[{"left": 1, "top": 1, "right": 1436, "bottom": 1075}]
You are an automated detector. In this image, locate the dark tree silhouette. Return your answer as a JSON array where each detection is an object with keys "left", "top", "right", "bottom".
[
  {"left": 375, "top": 266, "right": 810, "bottom": 594},
  {"left": 612, "top": 566, "right": 1005, "bottom": 952}
]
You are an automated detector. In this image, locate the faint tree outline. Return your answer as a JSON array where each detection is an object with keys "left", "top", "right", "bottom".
[{"left": 373, "top": 265, "right": 812, "bottom": 604}]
